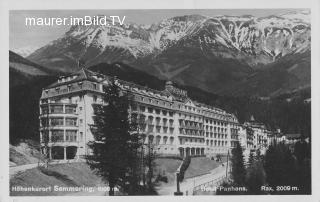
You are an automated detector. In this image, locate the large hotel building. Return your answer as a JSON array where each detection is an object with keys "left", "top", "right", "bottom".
[{"left": 39, "top": 68, "right": 251, "bottom": 160}]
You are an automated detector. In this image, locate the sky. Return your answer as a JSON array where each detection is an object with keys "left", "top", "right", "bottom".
[{"left": 10, "top": 9, "right": 304, "bottom": 50}]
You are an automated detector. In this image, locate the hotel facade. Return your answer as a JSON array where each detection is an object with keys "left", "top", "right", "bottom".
[{"left": 39, "top": 68, "right": 241, "bottom": 160}]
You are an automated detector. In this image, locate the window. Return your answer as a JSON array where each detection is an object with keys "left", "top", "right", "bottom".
[
  {"left": 51, "top": 105, "right": 63, "bottom": 113},
  {"left": 131, "top": 105, "right": 138, "bottom": 111},
  {"left": 65, "top": 118, "right": 77, "bottom": 126},
  {"left": 148, "top": 107, "right": 153, "bottom": 113},
  {"left": 41, "top": 106, "right": 49, "bottom": 114},
  {"left": 80, "top": 132, "right": 83, "bottom": 141},
  {"left": 163, "top": 136, "right": 168, "bottom": 144},
  {"left": 93, "top": 83, "right": 97, "bottom": 89},
  {"left": 169, "top": 111, "right": 174, "bottom": 117},
  {"left": 66, "top": 130, "right": 77, "bottom": 142},
  {"left": 155, "top": 136, "right": 161, "bottom": 145},
  {"left": 148, "top": 135, "right": 154, "bottom": 144},
  {"left": 51, "top": 118, "right": 64, "bottom": 126},
  {"left": 51, "top": 130, "right": 64, "bottom": 142},
  {"left": 79, "top": 119, "right": 83, "bottom": 125},
  {"left": 169, "top": 137, "right": 174, "bottom": 145},
  {"left": 93, "top": 96, "right": 97, "bottom": 102},
  {"left": 65, "top": 105, "right": 76, "bottom": 114},
  {"left": 140, "top": 106, "right": 145, "bottom": 112}
]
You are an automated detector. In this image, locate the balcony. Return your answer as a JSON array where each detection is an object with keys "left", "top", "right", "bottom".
[{"left": 40, "top": 103, "right": 78, "bottom": 117}]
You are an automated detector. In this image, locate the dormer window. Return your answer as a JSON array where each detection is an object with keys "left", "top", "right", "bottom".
[{"left": 78, "top": 82, "right": 83, "bottom": 89}]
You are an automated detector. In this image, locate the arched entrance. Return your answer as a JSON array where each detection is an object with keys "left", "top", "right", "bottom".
[
  {"left": 179, "top": 147, "right": 184, "bottom": 157},
  {"left": 66, "top": 146, "right": 77, "bottom": 159},
  {"left": 51, "top": 146, "right": 64, "bottom": 159}
]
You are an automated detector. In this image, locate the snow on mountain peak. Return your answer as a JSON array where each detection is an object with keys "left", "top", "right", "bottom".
[
  {"left": 13, "top": 46, "right": 39, "bottom": 57},
  {"left": 28, "top": 11, "right": 310, "bottom": 68}
]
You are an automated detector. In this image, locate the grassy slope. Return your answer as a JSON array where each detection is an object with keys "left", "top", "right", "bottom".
[
  {"left": 184, "top": 157, "right": 221, "bottom": 179},
  {"left": 10, "top": 140, "right": 45, "bottom": 166},
  {"left": 10, "top": 163, "right": 104, "bottom": 196}
]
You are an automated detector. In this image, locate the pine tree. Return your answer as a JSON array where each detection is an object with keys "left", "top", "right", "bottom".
[
  {"left": 246, "top": 150, "right": 266, "bottom": 194},
  {"left": 264, "top": 142, "right": 296, "bottom": 190},
  {"left": 248, "top": 152, "right": 254, "bottom": 167},
  {"left": 230, "top": 141, "right": 246, "bottom": 186},
  {"left": 86, "top": 78, "right": 141, "bottom": 195}
]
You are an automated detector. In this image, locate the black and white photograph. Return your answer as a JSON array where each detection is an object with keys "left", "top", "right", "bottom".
[{"left": 4, "top": 0, "right": 318, "bottom": 199}]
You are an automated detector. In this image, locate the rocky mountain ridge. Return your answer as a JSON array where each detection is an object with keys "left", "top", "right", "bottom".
[{"left": 26, "top": 10, "right": 310, "bottom": 96}]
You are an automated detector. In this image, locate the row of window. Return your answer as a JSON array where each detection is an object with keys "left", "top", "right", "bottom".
[
  {"left": 144, "top": 135, "right": 174, "bottom": 145},
  {"left": 143, "top": 125, "right": 175, "bottom": 134},
  {"left": 203, "top": 110, "right": 228, "bottom": 121},
  {"left": 41, "top": 105, "right": 77, "bottom": 114},
  {"left": 133, "top": 105, "right": 175, "bottom": 117},
  {"left": 54, "top": 82, "right": 99, "bottom": 93},
  {"left": 41, "top": 130, "right": 79, "bottom": 142},
  {"left": 179, "top": 128, "right": 204, "bottom": 136},
  {"left": 205, "top": 132, "right": 228, "bottom": 139},
  {"left": 206, "top": 140, "right": 228, "bottom": 147},
  {"left": 179, "top": 138, "right": 205, "bottom": 144},
  {"left": 205, "top": 127, "right": 228, "bottom": 134},
  {"left": 179, "top": 120, "right": 203, "bottom": 129},
  {"left": 131, "top": 114, "right": 174, "bottom": 126},
  {"left": 41, "top": 118, "right": 79, "bottom": 127},
  {"left": 178, "top": 113, "right": 203, "bottom": 122},
  {"left": 137, "top": 96, "right": 172, "bottom": 108},
  {"left": 205, "top": 119, "right": 228, "bottom": 126}
]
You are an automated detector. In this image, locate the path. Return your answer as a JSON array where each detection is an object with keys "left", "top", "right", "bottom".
[
  {"left": 9, "top": 159, "right": 84, "bottom": 177},
  {"left": 156, "top": 163, "right": 227, "bottom": 195},
  {"left": 9, "top": 163, "right": 39, "bottom": 177}
]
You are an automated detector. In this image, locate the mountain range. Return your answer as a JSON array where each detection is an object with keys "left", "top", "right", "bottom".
[{"left": 23, "top": 10, "right": 310, "bottom": 97}]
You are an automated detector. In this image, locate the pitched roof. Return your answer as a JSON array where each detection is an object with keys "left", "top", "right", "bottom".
[{"left": 47, "top": 68, "right": 105, "bottom": 88}]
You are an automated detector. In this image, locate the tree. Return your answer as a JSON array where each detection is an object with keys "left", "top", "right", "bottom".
[
  {"left": 245, "top": 150, "right": 266, "bottom": 194},
  {"left": 86, "top": 78, "right": 141, "bottom": 195},
  {"left": 144, "top": 141, "right": 156, "bottom": 192},
  {"left": 230, "top": 141, "right": 246, "bottom": 186},
  {"left": 264, "top": 142, "right": 296, "bottom": 190},
  {"left": 247, "top": 151, "right": 254, "bottom": 167},
  {"left": 293, "top": 140, "right": 311, "bottom": 194}
]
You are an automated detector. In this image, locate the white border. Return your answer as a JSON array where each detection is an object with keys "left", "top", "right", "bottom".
[{"left": 1, "top": 0, "right": 319, "bottom": 202}]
